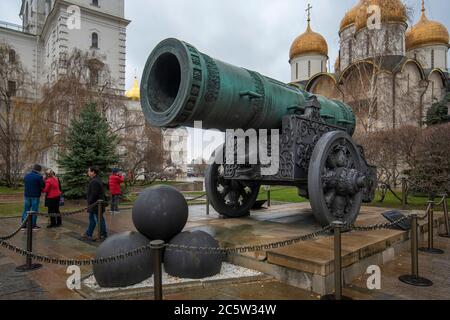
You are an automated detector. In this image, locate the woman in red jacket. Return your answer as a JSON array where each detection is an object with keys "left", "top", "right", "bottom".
[
  {"left": 109, "top": 168, "right": 125, "bottom": 214},
  {"left": 43, "top": 169, "right": 62, "bottom": 228}
]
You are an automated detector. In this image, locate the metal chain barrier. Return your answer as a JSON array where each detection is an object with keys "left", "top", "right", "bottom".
[
  {"left": 345, "top": 214, "right": 412, "bottom": 232},
  {"left": 165, "top": 226, "right": 333, "bottom": 255},
  {"left": 0, "top": 218, "right": 28, "bottom": 241}
]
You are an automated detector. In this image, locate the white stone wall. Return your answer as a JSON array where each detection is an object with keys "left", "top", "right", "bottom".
[
  {"left": 290, "top": 54, "right": 328, "bottom": 82},
  {"left": 0, "top": 28, "right": 38, "bottom": 99},
  {"left": 338, "top": 25, "right": 356, "bottom": 71},
  {"left": 424, "top": 71, "right": 446, "bottom": 114},
  {"left": 354, "top": 23, "right": 406, "bottom": 61},
  {"left": 407, "top": 45, "right": 448, "bottom": 70}
]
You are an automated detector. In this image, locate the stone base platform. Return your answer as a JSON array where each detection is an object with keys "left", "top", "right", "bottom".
[{"left": 186, "top": 203, "right": 447, "bottom": 295}]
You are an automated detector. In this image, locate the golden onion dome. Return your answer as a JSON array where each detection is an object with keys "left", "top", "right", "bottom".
[
  {"left": 290, "top": 22, "right": 328, "bottom": 60},
  {"left": 340, "top": 1, "right": 364, "bottom": 33},
  {"left": 355, "top": 0, "right": 407, "bottom": 32},
  {"left": 406, "top": 1, "right": 449, "bottom": 51},
  {"left": 125, "top": 77, "right": 140, "bottom": 101}
]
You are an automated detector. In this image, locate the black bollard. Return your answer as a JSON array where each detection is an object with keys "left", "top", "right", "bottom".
[
  {"left": 321, "top": 221, "right": 352, "bottom": 300},
  {"left": 16, "top": 212, "right": 43, "bottom": 273},
  {"left": 401, "top": 178, "right": 407, "bottom": 210},
  {"left": 399, "top": 214, "right": 433, "bottom": 286},
  {"left": 267, "top": 188, "right": 271, "bottom": 208},
  {"left": 150, "top": 240, "right": 165, "bottom": 300},
  {"left": 439, "top": 194, "right": 450, "bottom": 238},
  {"left": 419, "top": 201, "right": 444, "bottom": 254},
  {"left": 206, "top": 195, "right": 210, "bottom": 216}
]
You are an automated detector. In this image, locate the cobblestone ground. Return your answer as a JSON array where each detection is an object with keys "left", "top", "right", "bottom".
[{"left": 0, "top": 204, "right": 449, "bottom": 300}]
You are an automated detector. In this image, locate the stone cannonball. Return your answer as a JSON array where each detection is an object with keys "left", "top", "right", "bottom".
[
  {"left": 164, "top": 231, "right": 223, "bottom": 279},
  {"left": 93, "top": 231, "right": 153, "bottom": 288},
  {"left": 132, "top": 185, "right": 188, "bottom": 241}
]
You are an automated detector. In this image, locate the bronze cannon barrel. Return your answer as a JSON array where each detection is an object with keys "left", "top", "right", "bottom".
[{"left": 140, "top": 38, "right": 355, "bottom": 134}]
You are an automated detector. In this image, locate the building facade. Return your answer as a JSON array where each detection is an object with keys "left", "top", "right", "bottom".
[
  {"left": 289, "top": 0, "right": 449, "bottom": 133},
  {"left": 1, "top": 0, "right": 130, "bottom": 97}
]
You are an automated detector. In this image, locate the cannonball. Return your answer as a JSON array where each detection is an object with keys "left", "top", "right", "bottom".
[
  {"left": 93, "top": 231, "right": 153, "bottom": 288},
  {"left": 132, "top": 185, "right": 188, "bottom": 241},
  {"left": 164, "top": 231, "right": 223, "bottom": 279}
]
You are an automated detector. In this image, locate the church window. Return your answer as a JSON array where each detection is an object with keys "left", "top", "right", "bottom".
[
  {"left": 308, "top": 61, "right": 311, "bottom": 78},
  {"left": 45, "top": 0, "right": 51, "bottom": 15},
  {"left": 91, "top": 32, "right": 99, "bottom": 49},
  {"left": 349, "top": 41, "right": 353, "bottom": 63},
  {"left": 8, "top": 81, "right": 17, "bottom": 97},
  {"left": 321, "top": 60, "right": 323, "bottom": 73},
  {"left": 91, "top": 0, "right": 99, "bottom": 7},
  {"left": 366, "top": 34, "right": 370, "bottom": 56},
  {"left": 296, "top": 63, "right": 298, "bottom": 80},
  {"left": 431, "top": 50, "right": 435, "bottom": 69},
  {"left": 9, "top": 49, "right": 16, "bottom": 63},
  {"left": 90, "top": 68, "right": 99, "bottom": 85},
  {"left": 431, "top": 81, "right": 435, "bottom": 102}
]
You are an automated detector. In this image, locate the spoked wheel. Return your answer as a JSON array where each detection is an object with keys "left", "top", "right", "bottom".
[
  {"left": 308, "top": 131, "right": 368, "bottom": 227},
  {"left": 205, "top": 162, "right": 261, "bottom": 218}
]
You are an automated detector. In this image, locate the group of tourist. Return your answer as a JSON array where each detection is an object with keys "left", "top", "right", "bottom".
[{"left": 21, "top": 165, "right": 125, "bottom": 242}]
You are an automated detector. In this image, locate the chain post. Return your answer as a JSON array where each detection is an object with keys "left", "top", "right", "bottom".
[
  {"left": 267, "top": 187, "right": 271, "bottom": 208},
  {"left": 439, "top": 194, "right": 450, "bottom": 238},
  {"left": 15, "top": 212, "right": 43, "bottom": 273},
  {"left": 321, "top": 221, "right": 351, "bottom": 300},
  {"left": 399, "top": 214, "right": 433, "bottom": 286},
  {"left": 206, "top": 195, "right": 210, "bottom": 216},
  {"left": 401, "top": 178, "right": 407, "bottom": 209},
  {"left": 419, "top": 201, "right": 444, "bottom": 254},
  {"left": 150, "top": 240, "right": 165, "bottom": 300}
]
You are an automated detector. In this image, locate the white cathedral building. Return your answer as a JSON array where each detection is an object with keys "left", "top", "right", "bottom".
[
  {"left": 0, "top": 0, "right": 188, "bottom": 176},
  {"left": 289, "top": 0, "right": 449, "bottom": 132},
  {"left": 1, "top": 0, "right": 129, "bottom": 95}
]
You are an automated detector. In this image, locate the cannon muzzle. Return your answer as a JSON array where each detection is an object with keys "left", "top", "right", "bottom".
[{"left": 141, "top": 38, "right": 355, "bottom": 134}]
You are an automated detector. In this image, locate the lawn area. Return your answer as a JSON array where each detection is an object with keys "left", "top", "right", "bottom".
[
  {"left": 0, "top": 202, "right": 89, "bottom": 218},
  {"left": 180, "top": 187, "right": 449, "bottom": 211},
  {"left": 0, "top": 186, "right": 23, "bottom": 195}
]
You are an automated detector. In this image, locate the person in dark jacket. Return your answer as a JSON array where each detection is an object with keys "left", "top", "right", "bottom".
[
  {"left": 43, "top": 169, "right": 62, "bottom": 228},
  {"left": 82, "top": 166, "right": 107, "bottom": 241},
  {"left": 21, "top": 164, "right": 45, "bottom": 231}
]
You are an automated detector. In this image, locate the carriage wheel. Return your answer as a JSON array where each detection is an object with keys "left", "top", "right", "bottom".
[
  {"left": 308, "top": 131, "right": 368, "bottom": 227},
  {"left": 205, "top": 162, "right": 261, "bottom": 218}
]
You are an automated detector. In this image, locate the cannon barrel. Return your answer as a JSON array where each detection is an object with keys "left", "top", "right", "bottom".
[{"left": 141, "top": 38, "right": 355, "bottom": 135}]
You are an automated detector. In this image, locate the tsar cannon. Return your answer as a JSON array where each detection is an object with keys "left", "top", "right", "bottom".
[{"left": 140, "top": 38, "right": 377, "bottom": 226}]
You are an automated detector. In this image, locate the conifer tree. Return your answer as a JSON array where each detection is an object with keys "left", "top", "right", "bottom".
[{"left": 58, "top": 103, "right": 119, "bottom": 198}]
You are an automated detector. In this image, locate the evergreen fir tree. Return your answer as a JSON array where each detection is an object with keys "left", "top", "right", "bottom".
[{"left": 58, "top": 103, "right": 119, "bottom": 198}]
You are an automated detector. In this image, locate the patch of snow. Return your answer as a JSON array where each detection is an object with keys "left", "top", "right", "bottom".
[{"left": 83, "top": 262, "right": 262, "bottom": 293}]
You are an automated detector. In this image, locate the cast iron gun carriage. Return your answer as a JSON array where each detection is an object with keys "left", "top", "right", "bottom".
[{"left": 140, "top": 38, "right": 377, "bottom": 226}]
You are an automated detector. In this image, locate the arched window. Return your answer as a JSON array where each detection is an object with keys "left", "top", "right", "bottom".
[
  {"left": 91, "top": 0, "right": 99, "bottom": 7},
  {"left": 431, "top": 50, "right": 435, "bottom": 69},
  {"left": 45, "top": 0, "right": 52, "bottom": 15},
  {"left": 308, "top": 61, "right": 311, "bottom": 78},
  {"left": 91, "top": 32, "right": 99, "bottom": 49},
  {"left": 9, "top": 49, "right": 16, "bottom": 63},
  {"left": 296, "top": 63, "right": 298, "bottom": 80},
  {"left": 24, "top": 3, "right": 29, "bottom": 27}
]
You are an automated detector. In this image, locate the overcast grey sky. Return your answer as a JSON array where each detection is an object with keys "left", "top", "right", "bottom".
[
  {"left": 1, "top": 0, "right": 449, "bottom": 161},
  {"left": 1, "top": 0, "right": 449, "bottom": 90}
]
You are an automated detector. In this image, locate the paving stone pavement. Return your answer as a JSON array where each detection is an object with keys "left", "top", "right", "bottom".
[
  {"left": 0, "top": 252, "right": 48, "bottom": 300},
  {"left": 0, "top": 203, "right": 449, "bottom": 300}
]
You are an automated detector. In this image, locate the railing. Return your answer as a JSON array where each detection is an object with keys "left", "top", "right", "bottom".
[{"left": 0, "top": 20, "right": 26, "bottom": 33}]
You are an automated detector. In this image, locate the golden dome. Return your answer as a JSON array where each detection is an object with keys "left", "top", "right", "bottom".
[
  {"left": 355, "top": 0, "right": 407, "bottom": 32},
  {"left": 340, "top": 1, "right": 364, "bottom": 33},
  {"left": 290, "top": 22, "right": 328, "bottom": 60},
  {"left": 406, "top": 2, "right": 449, "bottom": 51},
  {"left": 125, "top": 77, "right": 140, "bottom": 101}
]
